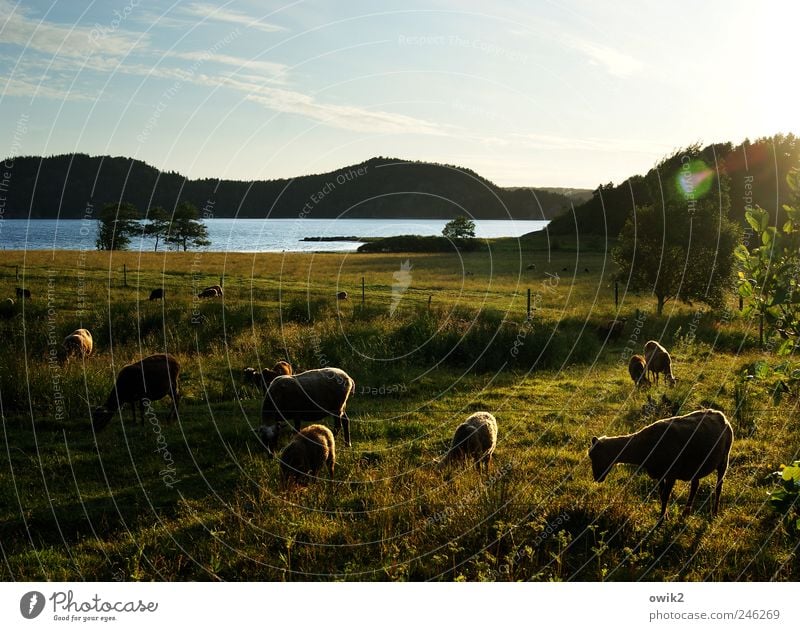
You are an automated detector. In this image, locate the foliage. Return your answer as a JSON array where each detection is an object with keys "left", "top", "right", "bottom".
[
  {"left": 769, "top": 461, "right": 800, "bottom": 536},
  {"left": 735, "top": 167, "right": 800, "bottom": 345},
  {"left": 442, "top": 215, "right": 476, "bottom": 241},
  {"left": 95, "top": 201, "right": 140, "bottom": 250},
  {"left": 143, "top": 205, "right": 170, "bottom": 252},
  {"left": 612, "top": 157, "right": 739, "bottom": 315},
  {"left": 164, "top": 202, "right": 211, "bottom": 252}
]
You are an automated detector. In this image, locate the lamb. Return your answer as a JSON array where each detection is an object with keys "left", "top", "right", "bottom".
[
  {"left": 588, "top": 408, "right": 733, "bottom": 519},
  {"left": 16, "top": 287, "right": 31, "bottom": 299},
  {"left": 274, "top": 424, "right": 336, "bottom": 485},
  {"left": 336, "top": 291, "right": 348, "bottom": 300},
  {"left": 441, "top": 411, "right": 498, "bottom": 472},
  {"left": 259, "top": 367, "right": 355, "bottom": 457},
  {"left": 597, "top": 318, "right": 626, "bottom": 341},
  {"left": 628, "top": 354, "right": 650, "bottom": 388},
  {"left": 91, "top": 353, "right": 180, "bottom": 431},
  {"left": 644, "top": 340, "right": 676, "bottom": 386},
  {"left": 243, "top": 360, "right": 293, "bottom": 391},
  {"left": 63, "top": 328, "right": 93, "bottom": 358},
  {"left": 149, "top": 288, "right": 164, "bottom": 301},
  {"left": 197, "top": 287, "right": 219, "bottom": 299}
]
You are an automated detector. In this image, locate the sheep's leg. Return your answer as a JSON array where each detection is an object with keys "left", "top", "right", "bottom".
[
  {"left": 659, "top": 479, "right": 675, "bottom": 519},
  {"left": 683, "top": 478, "right": 700, "bottom": 516},
  {"left": 340, "top": 412, "right": 351, "bottom": 447}
]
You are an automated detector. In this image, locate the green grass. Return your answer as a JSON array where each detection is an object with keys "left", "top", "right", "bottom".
[{"left": 0, "top": 238, "right": 797, "bottom": 581}]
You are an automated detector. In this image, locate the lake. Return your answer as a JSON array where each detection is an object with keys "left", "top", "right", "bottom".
[{"left": 0, "top": 218, "right": 548, "bottom": 252}]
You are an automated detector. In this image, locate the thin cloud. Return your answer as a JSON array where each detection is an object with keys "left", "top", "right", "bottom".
[
  {"left": 169, "top": 50, "right": 287, "bottom": 78},
  {"left": 564, "top": 36, "right": 644, "bottom": 77},
  {"left": 183, "top": 3, "right": 285, "bottom": 33}
]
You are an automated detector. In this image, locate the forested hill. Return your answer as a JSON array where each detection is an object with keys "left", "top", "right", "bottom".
[
  {"left": 547, "top": 134, "right": 800, "bottom": 237},
  {"left": 0, "top": 154, "right": 576, "bottom": 221}
]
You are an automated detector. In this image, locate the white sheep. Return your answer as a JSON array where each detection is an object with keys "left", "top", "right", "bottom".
[{"left": 589, "top": 408, "right": 733, "bottom": 519}]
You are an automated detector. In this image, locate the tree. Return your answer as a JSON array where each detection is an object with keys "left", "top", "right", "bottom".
[
  {"left": 442, "top": 215, "right": 476, "bottom": 240},
  {"left": 736, "top": 166, "right": 800, "bottom": 345},
  {"left": 144, "top": 206, "right": 170, "bottom": 251},
  {"left": 165, "top": 202, "right": 211, "bottom": 251},
  {"left": 96, "top": 201, "right": 140, "bottom": 250},
  {"left": 612, "top": 166, "right": 739, "bottom": 316}
]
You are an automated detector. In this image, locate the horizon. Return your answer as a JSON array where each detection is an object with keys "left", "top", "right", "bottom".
[{"left": 1, "top": 2, "right": 797, "bottom": 188}]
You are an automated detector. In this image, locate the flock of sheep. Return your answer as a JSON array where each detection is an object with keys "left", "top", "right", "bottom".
[{"left": 63, "top": 311, "right": 732, "bottom": 521}]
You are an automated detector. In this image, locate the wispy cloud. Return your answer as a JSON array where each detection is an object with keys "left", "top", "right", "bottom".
[
  {"left": 182, "top": 3, "right": 285, "bottom": 33},
  {"left": 169, "top": 50, "right": 286, "bottom": 78},
  {"left": 563, "top": 36, "right": 643, "bottom": 77}
]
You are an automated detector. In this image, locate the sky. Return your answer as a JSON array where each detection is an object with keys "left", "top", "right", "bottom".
[{"left": 0, "top": 1, "right": 797, "bottom": 188}]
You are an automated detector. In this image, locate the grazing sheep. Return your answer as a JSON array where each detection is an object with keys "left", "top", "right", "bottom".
[
  {"left": 149, "top": 288, "right": 164, "bottom": 301},
  {"left": 63, "top": 328, "right": 93, "bottom": 358},
  {"left": 561, "top": 267, "right": 568, "bottom": 272},
  {"left": 0, "top": 298, "right": 14, "bottom": 317},
  {"left": 628, "top": 354, "right": 650, "bottom": 388},
  {"left": 197, "top": 287, "right": 219, "bottom": 299},
  {"left": 260, "top": 367, "right": 355, "bottom": 457},
  {"left": 91, "top": 353, "right": 180, "bottom": 431},
  {"left": 584, "top": 267, "right": 590, "bottom": 273},
  {"left": 336, "top": 291, "right": 348, "bottom": 300},
  {"left": 243, "top": 360, "right": 293, "bottom": 391},
  {"left": 275, "top": 424, "right": 336, "bottom": 485},
  {"left": 15, "top": 287, "right": 31, "bottom": 299},
  {"left": 526, "top": 263, "right": 536, "bottom": 270},
  {"left": 596, "top": 318, "right": 626, "bottom": 341},
  {"left": 441, "top": 411, "right": 498, "bottom": 472},
  {"left": 588, "top": 408, "right": 733, "bottom": 519},
  {"left": 644, "top": 340, "right": 676, "bottom": 386},
  {"left": 203, "top": 284, "right": 223, "bottom": 296}
]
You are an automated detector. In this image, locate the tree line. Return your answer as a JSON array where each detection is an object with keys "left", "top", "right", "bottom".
[{"left": 95, "top": 201, "right": 210, "bottom": 251}]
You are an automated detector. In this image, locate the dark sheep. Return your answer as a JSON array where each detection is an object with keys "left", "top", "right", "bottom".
[
  {"left": 203, "top": 284, "right": 223, "bottom": 296},
  {"left": 149, "top": 288, "right": 165, "bottom": 301},
  {"left": 260, "top": 367, "right": 355, "bottom": 457},
  {"left": 589, "top": 408, "right": 733, "bottom": 519},
  {"left": 198, "top": 287, "right": 219, "bottom": 299},
  {"left": 441, "top": 411, "right": 498, "bottom": 472},
  {"left": 526, "top": 263, "right": 536, "bottom": 270},
  {"left": 15, "top": 287, "right": 31, "bottom": 299},
  {"left": 644, "top": 340, "right": 676, "bottom": 386},
  {"left": 91, "top": 353, "right": 181, "bottom": 431},
  {"left": 628, "top": 354, "right": 650, "bottom": 388},
  {"left": 596, "top": 318, "right": 627, "bottom": 341},
  {"left": 243, "top": 361, "right": 293, "bottom": 391},
  {"left": 336, "top": 291, "right": 348, "bottom": 300},
  {"left": 275, "top": 424, "right": 336, "bottom": 486}
]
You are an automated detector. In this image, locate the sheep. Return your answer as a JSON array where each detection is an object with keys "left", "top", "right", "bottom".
[
  {"left": 526, "top": 263, "right": 536, "bottom": 270},
  {"left": 588, "top": 408, "right": 733, "bottom": 519},
  {"left": 596, "top": 318, "right": 626, "bottom": 341},
  {"left": 628, "top": 354, "right": 650, "bottom": 388},
  {"left": 243, "top": 360, "right": 293, "bottom": 391},
  {"left": 197, "top": 287, "right": 219, "bottom": 299},
  {"left": 644, "top": 340, "right": 676, "bottom": 386},
  {"left": 91, "top": 353, "right": 180, "bottom": 431},
  {"left": 203, "top": 284, "right": 223, "bottom": 296},
  {"left": 336, "top": 291, "right": 348, "bottom": 300},
  {"left": 15, "top": 287, "right": 31, "bottom": 299},
  {"left": 441, "top": 411, "right": 498, "bottom": 472},
  {"left": 63, "top": 328, "right": 93, "bottom": 358},
  {"left": 260, "top": 367, "right": 355, "bottom": 457},
  {"left": 274, "top": 424, "right": 336, "bottom": 485},
  {"left": 149, "top": 288, "right": 164, "bottom": 301}
]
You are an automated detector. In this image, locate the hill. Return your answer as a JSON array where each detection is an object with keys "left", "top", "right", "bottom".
[
  {"left": 547, "top": 134, "right": 800, "bottom": 238},
  {"left": 0, "top": 154, "right": 574, "bottom": 221}
]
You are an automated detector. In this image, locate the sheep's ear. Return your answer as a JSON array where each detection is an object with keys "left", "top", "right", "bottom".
[{"left": 591, "top": 436, "right": 598, "bottom": 445}]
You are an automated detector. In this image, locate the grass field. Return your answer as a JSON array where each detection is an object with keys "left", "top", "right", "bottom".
[{"left": 1, "top": 234, "right": 798, "bottom": 581}]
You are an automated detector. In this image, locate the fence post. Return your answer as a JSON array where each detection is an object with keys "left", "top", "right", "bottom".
[
  {"left": 362, "top": 276, "right": 365, "bottom": 306},
  {"left": 220, "top": 275, "right": 223, "bottom": 288},
  {"left": 614, "top": 280, "right": 619, "bottom": 309},
  {"left": 428, "top": 294, "right": 432, "bottom": 309},
  {"left": 527, "top": 288, "right": 531, "bottom": 320},
  {"left": 123, "top": 263, "right": 127, "bottom": 287},
  {"left": 15, "top": 265, "right": 19, "bottom": 281}
]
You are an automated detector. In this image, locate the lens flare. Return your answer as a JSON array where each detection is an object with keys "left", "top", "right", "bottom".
[{"left": 676, "top": 159, "right": 714, "bottom": 200}]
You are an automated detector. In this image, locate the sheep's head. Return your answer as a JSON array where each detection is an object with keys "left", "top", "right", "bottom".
[
  {"left": 273, "top": 361, "right": 293, "bottom": 376},
  {"left": 589, "top": 436, "right": 613, "bottom": 482},
  {"left": 91, "top": 407, "right": 113, "bottom": 432},
  {"left": 257, "top": 424, "right": 281, "bottom": 458},
  {"left": 243, "top": 367, "right": 260, "bottom": 387}
]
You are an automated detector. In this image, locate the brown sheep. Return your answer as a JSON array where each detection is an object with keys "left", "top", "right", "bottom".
[
  {"left": 441, "top": 411, "right": 498, "bottom": 472},
  {"left": 149, "top": 288, "right": 165, "bottom": 301},
  {"left": 15, "top": 287, "right": 31, "bottom": 299},
  {"left": 197, "top": 287, "right": 219, "bottom": 299},
  {"left": 628, "top": 354, "right": 650, "bottom": 388},
  {"left": 63, "top": 328, "right": 93, "bottom": 358},
  {"left": 589, "top": 408, "right": 733, "bottom": 519},
  {"left": 644, "top": 340, "right": 676, "bottom": 386},
  {"left": 336, "top": 291, "right": 348, "bottom": 300},
  {"left": 259, "top": 367, "right": 355, "bottom": 457},
  {"left": 597, "top": 318, "right": 626, "bottom": 341},
  {"left": 243, "top": 361, "right": 293, "bottom": 391},
  {"left": 92, "top": 354, "right": 180, "bottom": 431},
  {"left": 277, "top": 424, "right": 336, "bottom": 485}
]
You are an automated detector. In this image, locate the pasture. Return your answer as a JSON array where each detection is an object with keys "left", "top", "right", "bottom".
[{"left": 0, "top": 235, "right": 797, "bottom": 581}]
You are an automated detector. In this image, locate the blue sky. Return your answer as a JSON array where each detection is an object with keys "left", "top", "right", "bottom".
[{"left": 1, "top": 1, "right": 796, "bottom": 187}]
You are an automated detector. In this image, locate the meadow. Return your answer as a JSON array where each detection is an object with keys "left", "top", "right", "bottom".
[{"left": 0, "top": 234, "right": 797, "bottom": 581}]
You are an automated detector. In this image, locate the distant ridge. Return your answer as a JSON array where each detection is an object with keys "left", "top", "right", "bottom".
[{"left": 0, "top": 154, "right": 576, "bottom": 221}]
